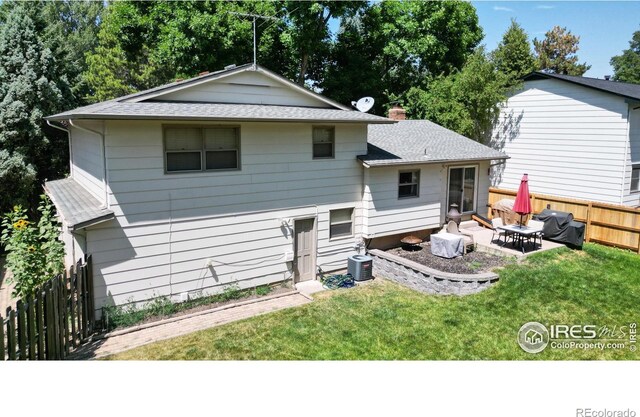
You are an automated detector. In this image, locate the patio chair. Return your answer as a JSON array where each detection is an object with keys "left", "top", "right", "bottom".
[
  {"left": 491, "top": 217, "right": 512, "bottom": 247},
  {"left": 526, "top": 219, "right": 544, "bottom": 248},
  {"left": 445, "top": 220, "right": 475, "bottom": 254}
]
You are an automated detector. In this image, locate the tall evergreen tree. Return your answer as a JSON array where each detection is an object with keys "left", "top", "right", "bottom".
[
  {"left": 0, "top": 2, "right": 71, "bottom": 215},
  {"left": 492, "top": 19, "right": 536, "bottom": 84},
  {"left": 534, "top": 26, "right": 591, "bottom": 76},
  {"left": 610, "top": 29, "right": 640, "bottom": 84}
]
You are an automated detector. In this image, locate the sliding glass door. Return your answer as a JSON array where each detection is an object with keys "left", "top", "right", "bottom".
[{"left": 448, "top": 166, "right": 477, "bottom": 213}]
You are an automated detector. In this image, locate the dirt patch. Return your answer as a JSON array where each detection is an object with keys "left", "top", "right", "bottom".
[{"left": 387, "top": 243, "right": 514, "bottom": 274}]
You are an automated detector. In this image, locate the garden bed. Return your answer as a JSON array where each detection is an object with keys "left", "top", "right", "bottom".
[
  {"left": 102, "top": 283, "right": 291, "bottom": 332},
  {"left": 387, "top": 242, "right": 513, "bottom": 274}
]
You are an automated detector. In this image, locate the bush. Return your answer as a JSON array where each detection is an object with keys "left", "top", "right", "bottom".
[{"left": 0, "top": 195, "right": 65, "bottom": 297}]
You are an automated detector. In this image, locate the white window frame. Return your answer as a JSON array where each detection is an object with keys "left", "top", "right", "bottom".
[
  {"left": 447, "top": 165, "right": 479, "bottom": 214},
  {"left": 398, "top": 169, "right": 420, "bottom": 199},
  {"left": 631, "top": 163, "right": 640, "bottom": 193},
  {"left": 312, "top": 126, "right": 335, "bottom": 159},
  {"left": 329, "top": 207, "right": 354, "bottom": 240},
  {"left": 164, "top": 125, "right": 241, "bottom": 174}
]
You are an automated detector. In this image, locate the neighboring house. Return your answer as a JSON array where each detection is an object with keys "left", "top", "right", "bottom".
[
  {"left": 491, "top": 71, "right": 640, "bottom": 207},
  {"left": 44, "top": 63, "right": 506, "bottom": 313}
]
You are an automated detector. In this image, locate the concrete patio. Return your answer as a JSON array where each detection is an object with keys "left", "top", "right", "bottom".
[{"left": 461, "top": 222, "right": 566, "bottom": 258}]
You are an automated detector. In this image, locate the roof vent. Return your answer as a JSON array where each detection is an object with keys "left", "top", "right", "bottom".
[
  {"left": 604, "top": 75, "right": 611, "bottom": 81},
  {"left": 198, "top": 71, "right": 210, "bottom": 76},
  {"left": 224, "top": 64, "right": 237, "bottom": 70}
]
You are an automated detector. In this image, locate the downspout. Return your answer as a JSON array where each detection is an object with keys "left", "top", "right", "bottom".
[
  {"left": 46, "top": 120, "right": 73, "bottom": 177},
  {"left": 620, "top": 105, "right": 631, "bottom": 205},
  {"left": 69, "top": 120, "right": 109, "bottom": 209}
]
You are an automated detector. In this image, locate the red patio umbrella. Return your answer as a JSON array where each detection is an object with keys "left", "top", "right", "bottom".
[{"left": 513, "top": 174, "right": 532, "bottom": 226}]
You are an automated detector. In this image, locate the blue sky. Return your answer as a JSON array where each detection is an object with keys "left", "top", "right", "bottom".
[{"left": 473, "top": 1, "right": 640, "bottom": 78}]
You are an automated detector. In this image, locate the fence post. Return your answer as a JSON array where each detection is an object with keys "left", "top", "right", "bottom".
[
  {"left": 7, "top": 307, "right": 16, "bottom": 360},
  {"left": 37, "top": 292, "right": 45, "bottom": 360},
  {"left": 0, "top": 313, "right": 5, "bottom": 360},
  {"left": 86, "top": 255, "right": 95, "bottom": 332},
  {"left": 585, "top": 202, "right": 593, "bottom": 242},
  {"left": 69, "top": 264, "right": 77, "bottom": 348},
  {"left": 27, "top": 295, "right": 36, "bottom": 360},
  {"left": 16, "top": 300, "right": 27, "bottom": 360}
]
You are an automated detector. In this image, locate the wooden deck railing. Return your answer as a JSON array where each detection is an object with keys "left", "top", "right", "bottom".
[{"left": 488, "top": 188, "right": 640, "bottom": 253}]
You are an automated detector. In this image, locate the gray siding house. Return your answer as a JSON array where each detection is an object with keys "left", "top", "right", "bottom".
[
  {"left": 44, "top": 64, "right": 506, "bottom": 313},
  {"left": 491, "top": 71, "right": 640, "bottom": 207}
]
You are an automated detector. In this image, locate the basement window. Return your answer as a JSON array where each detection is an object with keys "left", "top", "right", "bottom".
[
  {"left": 165, "top": 126, "right": 240, "bottom": 173},
  {"left": 330, "top": 208, "right": 354, "bottom": 239},
  {"left": 313, "top": 126, "right": 335, "bottom": 159},
  {"left": 632, "top": 164, "right": 640, "bottom": 192},
  {"left": 398, "top": 170, "right": 420, "bottom": 199}
]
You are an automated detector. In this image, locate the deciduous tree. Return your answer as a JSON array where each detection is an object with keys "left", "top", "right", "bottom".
[{"left": 610, "top": 29, "right": 640, "bottom": 84}]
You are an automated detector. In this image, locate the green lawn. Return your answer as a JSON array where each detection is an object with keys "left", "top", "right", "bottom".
[{"left": 109, "top": 244, "right": 640, "bottom": 360}]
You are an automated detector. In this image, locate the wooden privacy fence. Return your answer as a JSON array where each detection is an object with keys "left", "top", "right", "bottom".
[
  {"left": 488, "top": 188, "right": 640, "bottom": 253},
  {"left": 1, "top": 255, "right": 95, "bottom": 360}
]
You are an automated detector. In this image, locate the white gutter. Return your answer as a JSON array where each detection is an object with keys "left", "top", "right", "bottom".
[
  {"left": 68, "top": 120, "right": 109, "bottom": 209},
  {"left": 620, "top": 104, "right": 631, "bottom": 205}
]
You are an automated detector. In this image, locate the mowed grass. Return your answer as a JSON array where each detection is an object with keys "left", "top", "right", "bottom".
[{"left": 109, "top": 244, "right": 639, "bottom": 360}]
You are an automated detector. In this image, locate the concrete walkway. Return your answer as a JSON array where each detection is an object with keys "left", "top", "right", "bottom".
[{"left": 71, "top": 291, "right": 311, "bottom": 360}]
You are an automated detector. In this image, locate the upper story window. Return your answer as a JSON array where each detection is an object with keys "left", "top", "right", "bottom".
[
  {"left": 632, "top": 164, "right": 640, "bottom": 193},
  {"left": 313, "top": 126, "right": 335, "bottom": 159},
  {"left": 398, "top": 170, "right": 420, "bottom": 199},
  {"left": 165, "top": 126, "right": 240, "bottom": 173}
]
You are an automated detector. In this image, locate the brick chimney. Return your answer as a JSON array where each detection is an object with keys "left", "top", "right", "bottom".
[{"left": 388, "top": 104, "right": 406, "bottom": 121}]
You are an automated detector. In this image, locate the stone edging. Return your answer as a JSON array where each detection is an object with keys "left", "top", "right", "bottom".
[
  {"left": 98, "top": 290, "right": 301, "bottom": 340},
  {"left": 368, "top": 249, "right": 499, "bottom": 296}
]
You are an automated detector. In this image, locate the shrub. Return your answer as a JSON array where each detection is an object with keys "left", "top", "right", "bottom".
[{"left": 1, "top": 195, "right": 64, "bottom": 297}]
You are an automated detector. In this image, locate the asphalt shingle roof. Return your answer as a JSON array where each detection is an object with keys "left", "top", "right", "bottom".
[
  {"left": 524, "top": 71, "right": 640, "bottom": 101},
  {"left": 44, "top": 178, "right": 114, "bottom": 230},
  {"left": 361, "top": 120, "right": 508, "bottom": 166},
  {"left": 46, "top": 102, "right": 392, "bottom": 123},
  {"left": 45, "top": 63, "right": 392, "bottom": 124}
]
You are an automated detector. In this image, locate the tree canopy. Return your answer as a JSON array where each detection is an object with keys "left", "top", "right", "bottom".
[
  {"left": 610, "top": 29, "right": 640, "bottom": 84},
  {"left": 0, "top": 2, "right": 72, "bottom": 215},
  {"left": 534, "top": 26, "right": 591, "bottom": 76},
  {"left": 492, "top": 19, "right": 536, "bottom": 85}
]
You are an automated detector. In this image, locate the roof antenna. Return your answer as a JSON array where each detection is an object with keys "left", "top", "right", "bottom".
[{"left": 228, "top": 12, "right": 281, "bottom": 68}]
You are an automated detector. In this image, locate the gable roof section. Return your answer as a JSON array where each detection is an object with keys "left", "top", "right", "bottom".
[
  {"left": 46, "top": 64, "right": 392, "bottom": 124},
  {"left": 523, "top": 71, "right": 640, "bottom": 102},
  {"left": 360, "top": 120, "right": 508, "bottom": 167}
]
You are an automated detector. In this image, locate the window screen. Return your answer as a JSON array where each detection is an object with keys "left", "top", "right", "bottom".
[
  {"left": 398, "top": 170, "right": 420, "bottom": 198},
  {"left": 313, "top": 127, "right": 335, "bottom": 159},
  {"left": 164, "top": 126, "right": 239, "bottom": 172},
  {"left": 165, "top": 128, "right": 202, "bottom": 172},
  {"left": 632, "top": 165, "right": 640, "bottom": 192},
  {"left": 330, "top": 208, "right": 353, "bottom": 238}
]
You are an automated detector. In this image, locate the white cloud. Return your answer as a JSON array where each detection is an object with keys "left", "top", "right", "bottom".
[
  {"left": 536, "top": 5, "right": 556, "bottom": 9},
  {"left": 493, "top": 5, "right": 515, "bottom": 12}
]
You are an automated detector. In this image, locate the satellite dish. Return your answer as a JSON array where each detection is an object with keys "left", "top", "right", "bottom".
[{"left": 353, "top": 96, "right": 374, "bottom": 113}]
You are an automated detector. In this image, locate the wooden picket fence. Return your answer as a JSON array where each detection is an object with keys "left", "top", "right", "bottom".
[
  {"left": 0, "top": 255, "right": 95, "bottom": 360},
  {"left": 488, "top": 188, "right": 640, "bottom": 253}
]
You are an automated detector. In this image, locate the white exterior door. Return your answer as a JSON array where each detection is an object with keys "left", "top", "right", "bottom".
[{"left": 294, "top": 218, "right": 316, "bottom": 282}]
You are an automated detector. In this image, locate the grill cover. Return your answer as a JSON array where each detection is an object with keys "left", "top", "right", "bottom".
[{"left": 533, "top": 209, "right": 585, "bottom": 247}]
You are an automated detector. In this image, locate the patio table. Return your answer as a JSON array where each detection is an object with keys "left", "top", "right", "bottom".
[
  {"left": 497, "top": 224, "right": 542, "bottom": 254},
  {"left": 430, "top": 232, "right": 464, "bottom": 258}
]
